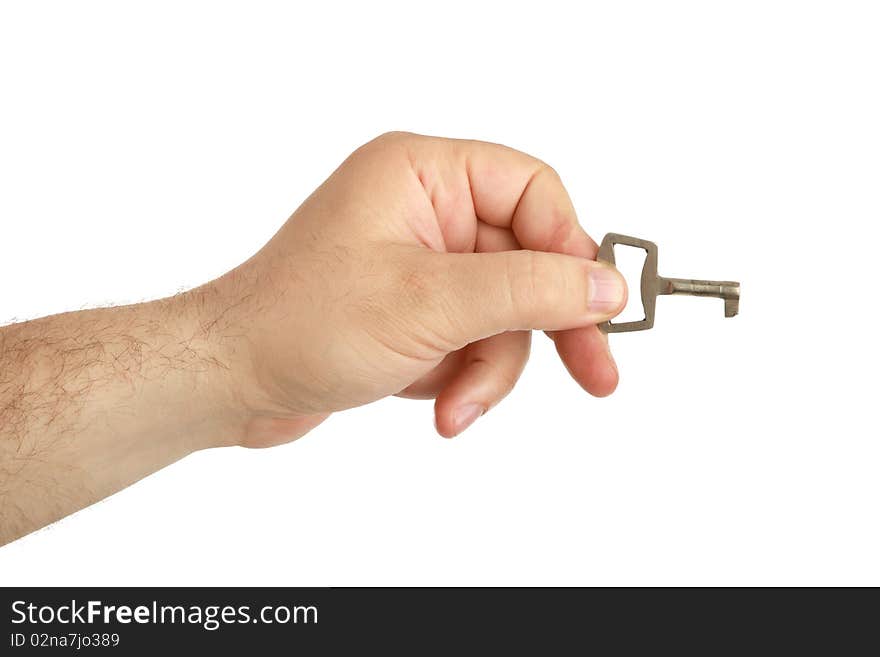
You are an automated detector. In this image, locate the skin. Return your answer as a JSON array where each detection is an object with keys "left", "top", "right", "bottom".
[{"left": 0, "top": 133, "right": 626, "bottom": 545}]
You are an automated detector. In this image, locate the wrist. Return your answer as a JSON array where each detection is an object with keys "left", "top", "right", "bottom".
[
  {"left": 184, "top": 267, "right": 331, "bottom": 449},
  {"left": 162, "top": 284, "right": 255, "bottom": 450}
]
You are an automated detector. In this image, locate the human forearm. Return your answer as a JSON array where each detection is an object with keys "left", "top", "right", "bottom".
[{"left": 0, "top": 289, "right": 244, "bottom": 544}]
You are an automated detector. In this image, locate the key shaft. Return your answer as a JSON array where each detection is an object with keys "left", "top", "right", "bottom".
[{"left": 658, "top": 277, "right": 740, "bottom": 317}]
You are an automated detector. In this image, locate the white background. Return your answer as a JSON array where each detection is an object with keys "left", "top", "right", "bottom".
[{"left": 1, "top": 1, "right": 878, "bottom": 585}]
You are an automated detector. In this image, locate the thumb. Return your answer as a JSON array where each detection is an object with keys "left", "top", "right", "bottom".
[{"left": 432, "top": 250, "right": 627, "bottom": 344}]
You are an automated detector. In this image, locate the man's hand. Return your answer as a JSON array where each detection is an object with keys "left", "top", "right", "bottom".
[
  {"left": 0, "top": 132, "right": 626, "bottom": 544},
  {"left": 209, "top": 133, "right": 626, "bottom": 446}
]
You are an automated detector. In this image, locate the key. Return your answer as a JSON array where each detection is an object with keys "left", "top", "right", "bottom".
[{"left": 596, "top": 233, "right": 740, "bottom": 333}]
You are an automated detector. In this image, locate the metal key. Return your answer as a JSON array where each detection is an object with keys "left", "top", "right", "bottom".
[{"left": 597, "top": 233, "right": 740, "bottom": 333}]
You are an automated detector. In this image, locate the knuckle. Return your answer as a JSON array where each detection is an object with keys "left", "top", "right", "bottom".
[
  {"left": 353, "top": 258, "right": 431, "bottom": 323},
  {"left": 506, "top": 251, "right": 563, "bottom": 324},
  {"left": 496, "top": 360, "right": 522, "bottom": 396},
  {"left": 505, "top": 251, "right": 536, "bottom": 319},
  {"left": 384, "top": 257, "right": 463, "bottom": 351},
  {"left": 510, "top": 251, "right": 576, "bottom": 326},
  {"left": 396, "top": 261, "right": 436, "bottom": 307},
  {"left": 351, "top": 132, "right": 410, "bottom": 162},
  {"left": 371, "top": 131, "right": 415, "bottom": 148},
  {"left": 538, "top": 162, "right": 562, "bottom": 183},
  {"left": 470, "top": 356, "right": 518, "bottom": 399},
  {"left": 526, "top": 161, "right": 563, "bottom": 190}
]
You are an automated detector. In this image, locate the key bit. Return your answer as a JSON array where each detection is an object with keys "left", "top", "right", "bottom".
[{"left": 596, "top": 233, "right": 740, "bottom": 333}]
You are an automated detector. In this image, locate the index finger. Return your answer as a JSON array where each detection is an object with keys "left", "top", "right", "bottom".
[{"left": 409, "top": 134, "right": 597, "bottom": 257}]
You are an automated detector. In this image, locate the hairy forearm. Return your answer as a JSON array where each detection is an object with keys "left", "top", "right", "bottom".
[{"left": 0, "top": 288, "right": 246, "bottom": 544}]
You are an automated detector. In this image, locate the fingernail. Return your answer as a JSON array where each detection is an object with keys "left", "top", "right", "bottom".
[
  {"left": 588, "top": 265, "right": 627, "bottom": 314},
  {"left": 453, "top": 403, "right": 485, "bottom": 435}
]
